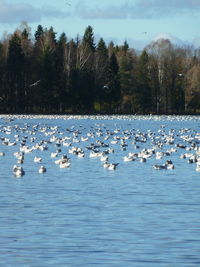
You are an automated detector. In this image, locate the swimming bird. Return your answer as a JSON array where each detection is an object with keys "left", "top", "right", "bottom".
[
  {"left": 103, "top": 161, "right": 119, "bottom": 170},
  {"left": 34, "top": 156, "right": 42, "bottom": 163},
  {"left": 153, "top": 164, "right": 167, "bottom": 170},
  {"left": 59, "top": 161, "right": 71, "bottom": 168},
  {"left": 196, "top": 163, "right": 200, "bottom": 172},
  {"left": 13, "top": 165, "right": 25, "bottom": 177},
  {"left": 140, "top": 157, "right": 146, "bottom": 163},
  {"left": 107, "top": 163, "right": 119, "bottom": 170},
  {"left": 165, "top": 160, "right": 175, "bottom": 169},
  {"left": 39, "top": 166, "right": 46, "bottom": 173},
  {"left": 51, "top": 152, "right": 58, "bottom": 158},
  {"left": 123, "top": 155, "right": 135, "bottom": 162},
  {"left": 100, "top": 155, "right": 108, "bottom": 162}
]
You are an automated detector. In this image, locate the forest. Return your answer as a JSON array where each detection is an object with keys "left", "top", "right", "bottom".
[{"left": 0, "top": 22, "right": 200, "bottom": 114}]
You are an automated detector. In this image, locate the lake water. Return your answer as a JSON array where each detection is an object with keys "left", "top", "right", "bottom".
[{"left": 0, "top": 115, "right": 200, "bottom": 267}]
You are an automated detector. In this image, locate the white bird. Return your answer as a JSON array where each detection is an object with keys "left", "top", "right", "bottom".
[
  {"left": 39, "top": 166, "right": 46, "bottom": 173},
  {"left": 60, "top": 161, "right": 71, "bottom": 168},
  {"left": 51, "top": 152, "right": 58, "bottom": 158},
  {"left": 124, "top": 155, "right": 135, "bottom": 162},
  {"left": 13, "top": 165, "right": 25, "bottom": 177},
  {"left": 196, "top": 164, "right": 200, "bottom": 172},
  {"left": 100, "top": 155, "right": 108, "bottom": 162},
  {"left": 103, "top": 161, "right": 119, "bottom": 170},
  {"left": 34, "top": 156, "right": 42, "bottom": 163},
  {"left": 29, "top": 80, "right": 40, "bottom": 87}
]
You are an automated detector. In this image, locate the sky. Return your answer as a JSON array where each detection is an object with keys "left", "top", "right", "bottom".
[{"left": 0, "top": 0, "right": 199, "bottom": 49}]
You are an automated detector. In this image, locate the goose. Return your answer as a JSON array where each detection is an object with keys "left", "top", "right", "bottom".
[
  {"left": 39, "top": 166, "right": 46, "bottom": 173},
  {"left": 103, "top": 161, "right": 119, "bottom": 170},
  {"left": 123, "top": 155, "right": 135, "bottom": 162},
  {"left": 100, "top": 155, "right": 108, "bottom": 162},
  {"left": 13, "top": 165, "right": 25, "bottom": 177},
  {"left": 59, "top": 161, "right": 71, "bottom": 168},
  {"left": 153, "top": 164, "right": 167, "bottom": 170},
  {"left": 107, "top": 163, "right": 119, "bottom": 170},
  {"left": 165, "top": 160, "right": 175, "bottom": 169},
  {"left": 77, "top": 151, "right": 85, "bottom": 158},
  {"left": 55, "top": 155, "right": 70, "bottom": 165},
  {"left": 51, "top": 152, "right": 58, "bottom": 158},
  {"left": 140, "top": 157, "right": 146, "bottom": 163},
  {"left": 196, "top": 163, "right": 200, "bottom": 172},
  {"left": 34, "top": 156, "right": 42, "bottom": 163}
]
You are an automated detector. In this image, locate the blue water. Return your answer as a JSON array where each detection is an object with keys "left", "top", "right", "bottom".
[{"left": 0, "top": 115, "right": 200, "bottom": 266}]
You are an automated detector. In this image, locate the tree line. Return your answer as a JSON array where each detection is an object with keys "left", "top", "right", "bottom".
[{"left": 0, "top": 22, "right": 200, "bottom": 114}]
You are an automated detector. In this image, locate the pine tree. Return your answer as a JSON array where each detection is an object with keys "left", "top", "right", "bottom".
[
  {"left": 104, "top": 52, "right": 121, "bottom": 112},
  {"left": 72, "top": 26, "right": 96, "bottom": 112},
  {"left": 135, "top": 50, "right": 152, "bottom": 113},
  {"left": 7, "top": 32, "right": 25, "bottom": 112},
  {"left": 117, "top": 44, "right": 137, "bottom": 113},
  {"left": 34, "top": 25, "right": 44, "bottom": 43},
  {"left": 94, "top": 38, "right": 109, "bottom": 112},
  {"left": 82, "top": 25, "right": 95, "bottom": 52},
  {"left": 54, "top": 32, "right": 68, "bottom": 112}
]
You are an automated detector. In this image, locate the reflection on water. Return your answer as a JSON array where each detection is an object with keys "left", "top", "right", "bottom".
[{"left": 0, "top": 115, "right": 200, "bottom": 266}]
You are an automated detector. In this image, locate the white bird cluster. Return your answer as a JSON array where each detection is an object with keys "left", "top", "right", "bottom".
[{"left": 0, "top": 117, "right": 199, "bottom": 178}]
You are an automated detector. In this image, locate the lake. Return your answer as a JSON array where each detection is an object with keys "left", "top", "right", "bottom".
[{"left": 0, "top": 115, "right": 200, "bottom": 266}]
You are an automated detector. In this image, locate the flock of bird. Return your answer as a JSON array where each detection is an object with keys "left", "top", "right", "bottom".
[{"left": 0, "top": 117, "right": 199, "bottom": 178}]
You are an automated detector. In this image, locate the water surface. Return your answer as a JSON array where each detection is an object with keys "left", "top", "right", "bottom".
[{"left": 0, "top": 115, "right": 199, "bottom": 266}]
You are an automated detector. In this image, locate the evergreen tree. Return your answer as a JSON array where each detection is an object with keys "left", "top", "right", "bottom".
[
  {"left": 94, "top": 38, "right": 109, "bottom": 112},
  {"left": 7, "top": 32, "right": 25, "bottom": 112},
  {"left": 72, "top": 26, "right": 96, "bottom": 112},
  {"left": 34, "top": 25, "right": 44, "bottom": 43},
  {"left": 54, "top": 32, "right": 68, "bottom": 112},
  {"left": 0, "top": 22, "right": 198, "bottom": 114},
  {"left": 105, "top": 52, "right": 121, "bottom": 112},
  {"left": 0, "top": 40, "right": 8, "bottom": 110},
  {"left": 135, "top": 50, "right": 152, "bottom": 113},
  {"left": 148, "top": 56, "right": 160, "bottom": 113},
  {"left": 118, "top": 45, "right": 137, "bottom": 113},
  {"left": 82, "top": 25, "right": 95, "bottom": 51}
]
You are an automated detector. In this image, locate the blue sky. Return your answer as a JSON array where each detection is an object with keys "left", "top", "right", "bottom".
[{"left": 0, "top": 0, "right": 199, "bottom": 49}]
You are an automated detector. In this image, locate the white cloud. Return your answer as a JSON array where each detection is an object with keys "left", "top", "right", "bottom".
[
  {"left": 75, "top": 0, "right": 200, "bottom": 19},
  {"left": 0, "top": 0, "right": 67, "bottom": 23}
]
